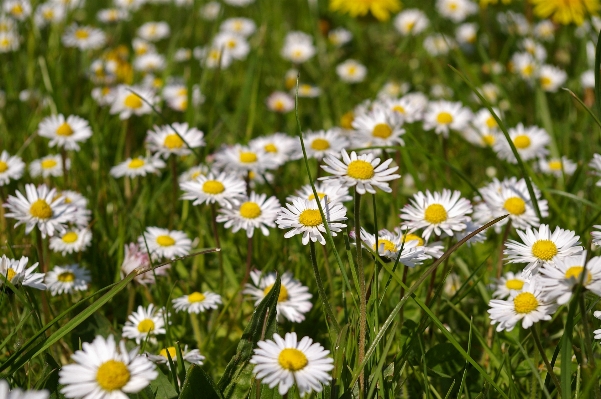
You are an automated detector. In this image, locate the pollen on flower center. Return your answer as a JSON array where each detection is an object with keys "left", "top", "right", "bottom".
[
  {"left": 505, "top": 279, "right": 524, "bottom": 290},
  {"left": 30, "top": 199, "right": 53, "bottom": 219},
  {"left": 0, "top": 161, "right": 8, "bottom": 173},
  {"left": 540, "top": 77, "right": 551, "bottom": 87},
  {"left": 311, "top": 138, "right": 330, "bottom": 151},
  {"left": 513, "top": 135, "right": 531, "bottom": 149},
  {"left": 56, "top": 122, "right": 74, "bottom": 136},
  {"left": 58, "top": 272, "right": 75, "bottom": 282},
  {"left": 341, "top": 112, "right": 354, "bottom": 129},
  {"left": 346, "top": 160, "right": 375, "bottom": 180},
  {"left": 188, "top": 292, "right": 206, "bottom": 303},
  {"left": 164, "top": 134, "right": 184, "bottom": 149},
  {"left": 436, "top": 112, "right": 453, "bottom": 124},
  {"left": 503, "top": 197, "right": 526, "bottom": 215},
  {"left": 128, "top": 158, "right": 145, "bottom": 169},
  {"left": 5, "top": 268, "right": 16, "bottom": 282},
  {"left": 373, "top": 239, "right": 397, "bottom": 252},
  {"left": 307, "top": 192, "right": 326, "bottom": 201},
  {"left": 531, "top": 240, "right": 558, "bottom": 261},
  {"left": 548, "top": 160, "right": 562, "bottom": 171},
  {"left": 62, "top": 232, "right": 79, "bottom": 243},
  {"left": 263, "top": 283, "right": 289, "bottom": 302},
  {"left": 96, "top": 360, "right": 131, "bottom": 391},
  {"left": 372, "top": 123, "right": 392, "bottom": 139},
  {"left": 137, "top": 318, "right": 155, "bottom": 333},
  {"left": 74, "top": 29, "right": 89, "bottom": 40},
  {"left": 424, "top": 204, "right": 447, "bottom": 224},
  {"left": 124, "top": 93, "right": 143, "bottom": 109},
  {"left": 202, "top": 180, "right": 225, "bottom": 194},
  {"left": 278, "top": 348, "right": 308, "bottom": 371},
  {"left": 513, "top": 292, "right": 539, "bottom": 314},
  {"left": 393, "top": 105, "right": 406, "bottom": 114},
  {"left": 402, "top": 233, "right": 425, "bottom": 247},
  {"left": 298, "top": 209, "right": 322, "bottom": 227},
  {"left": 156, "top": 235, "right": 175, "bottom": 246},
  {"left": 41, "top": 159, "right": 58, "bottom": 169},
  {"left": 240, "top": 202, "right": 262, "bottom": 219},
  {"left": 160, "top": 347, "right": 177, "bottom": 359},
  {"left": 264, "top": 144, "right": 277, "bottom": 153},
  {"left": 565, "top": 266, "right": 592, "bottom": 285},
  {"left": 482, "top": 134, "right": 495, "bottom": 146},
  {"left": 239, "top": 152, "right": 257, "bottom": 163},
  {"left": 485, "top": 116, "right": 497, "bottom": 129}
]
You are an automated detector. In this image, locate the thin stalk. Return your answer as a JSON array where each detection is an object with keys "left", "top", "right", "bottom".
[
  {"left": 579, "top": 293, "right": 601, "bottom": 399},
  {"left": 354, "top": 189, "right": 366, "bottom": 395},
  {"left": 190, "top": 313, "right": 203, "bottom": 350},
  {"left": 308, "top": 242, "right": 340, "bottom": 335},
  {"left": 210, "top": 204, "right": 224, "bottom": 295},
  {"left": 241, "top": 235, "right": 253, "bottom": 288},
  {"left": 398, "top": 265, "right": 409, "bottom": 327},
  {"left": 60, "top": 148, "right": 69, "bottom": 187},
  {"left": 169, "top": 155, "right": 178, "bottom": 229},
  {"left": 496, "top": 219, "right": 512, "bottom": 279},
  {"left": 532, "top": 328, "right": 562, "bottom": 397},
  {"left": 35, "top": 229, "right": 46, "bottom": 274}
]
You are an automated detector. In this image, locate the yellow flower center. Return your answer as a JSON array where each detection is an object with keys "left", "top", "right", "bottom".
[
  {"left": 137, "top": 318, "right": 155, "bottom": 333},
  {"left": 310, "top": 138, "right": 330, "bottom": 151},
  {"left": 531, "top": 240, "right": 558, "bottom": 261},
  {"left": 264, "top": 144, "right": 277, "bottom": 153},
  {"left": 347, "top": 160, "right": 375, "bottom": 180},
  {"left": 298, "top": 209, "right": 322, "bottom": 227},
  {"left": 372, "top": 123, "right": 392, "bottom": 139},
  {"left": 505, "top": 279, "right": 524, "bottom": 290},
  {"left": 372, "top": 239, "right": 397, "bottom": 252},
  {"left": 12, "top": 5, "right": 23, "bottom": 15},
  {"left": 485, "top": 116, "right": 497, "bottom": 129},
  {"left": 0, "top": 161, "right": 8, "bottom": 173},
  {"left": 503, "top": 197, "right": 526, "bottom": 215},
  {"left": 424, "top": 204, "right": 447, "bottom": 224},
  {"left": 160, "top": 347, "right": 177, "bottom": 360},
  {"left": 513, "top": 292, "right": 539, "bottom": 314},
  {"left": 62, "top": 232, "right": 79, "bottom": 243},
  {"left": 240, "top": 202, "right": 262, "bottom": 219},
  {"left": 96, "top": 360, "right": 131, "bottom": 391},
  {"left": 393, "top": 105, "right": 406, "bottom": 114},
  {"left": 436, "top": 112, "right": 453, "bottom": 125},
  {"left": 540, "top": 76, "right": 551, "bottom": 88},
  {"left": 513, "top": 135, "right": 531, "bottom": 149},
  {"left": 164, "top": 134, "right": 184, "bottom": 149},
  {"left": 401, "top": 233, "right": 424, "bottom": 247},
  {"left": 239, "top": 152, "right": 257, "bottom": 163},
  {"left": 341, "top": 112, "right": 354, "bottom": 129},
  {"left": 156, "top": 235, "right": 175, "bottom": 246},
  {"left": 124, "top": 93, "right": 143, "bottom": 109},
  {"left": 522, "top": 65, "right": 533, "bottom": 77},
  {"left": 56, "top": 122, "right": 74, "bottom": 136},
  {"left": 188, "top": 292, "right": 206, "bottom": 303},
  {"left": 307, "top": 192, "right": 326, "bottom": 201},
  {"left": 57, "top": 271, "right": 75, "bottom": 282},
  {"left": 202, "top": 180, "right": 225, "bottom": 194},
  {"left": 74, "top": 29, "right": 89, "bottom": 40},
  {"left": 5, "top": 268, "right": 16, "bottom": 282},
  {"left": 30, "top": 199, "right": 53, "bottom": 219},
  {"left": 263, "top": 283, "right": 289, "bottom": 302},
  {"left": 278, "top": 348, "right": 308, "bottom": 371},
  {"left": 548, "top": 160, "right": 562, "bottom": 171},
  {"left": 128, "top": 158, "right": 145, "bottom": 169},
  {"left": 41, "top": 159, "right": 58, "bottom": 169},
  {"left": 482, "top": 134, "right": 495, "bottom": 146},
  {"left": 565, "top": 266, "right": 592, "bottom": 284}
]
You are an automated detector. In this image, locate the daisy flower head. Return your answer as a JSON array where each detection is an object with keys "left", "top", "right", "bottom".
[
  {"left": 534, "top": 20, "right": 556, "bottom": 41},
  {"left": 487, "top": 281, "right": 557, "bottom": 332},
  {"left": 179, "top": 164, "right": 209, "bottom": 184},
  {"left": 110, "top": 156, "right": 166, "bottom": 178},
  {"left": 49, "top": 227, "right": 92, "bottom": 255},
  {"left": 138, "top": 227, "right": 192, "bottom": 260},
  {"left": 456, "top": 23, "right": 477, "bottom": 46},
  {"left": 423, "top": 100, "right": 472, "bottom": 137},
  {"left": 62, "top": 24, "right": 106, "bottom": 50},
  {"left": 281, "top": 31, "right": 316, "bottom": 64},
  {"left": 356, "top": 228, "right": 428, "bottom": 266},
  {"left": 295, "top": 129, "right": 349, "bottom": 161},
  {"left": 383, "top": 95, "right": 426, "bottom": 124},
  {"left": 296, "top": 84, "right": 321, "bottom": 98},
  {"left": 520, "top": 38, "right": 547, "bottom": 62},
  {"left": 289, "top": 182, "right": 352, "bottom": 204},
  {"left": 249, "top": 133, "right": 297, "bottom": 166},
  {"left": 0, "top": 380, "right": 48, "bottom": 399},
  {"left": 224, "top": 0, "right": 255, "bottom": 7},
  {"left": 180, "top": 171, "right": 245, "bottom": 209},
  {"left": 97, "top": 8, "right": 129, "bottom": 23},
  {"left": 394, "top": 227, "right": 445, "bottom": 259},
  {"left": 275, "top": 197, "right": 347, "bottom": 246},
  {"left": 0, "top": 255, "right": 45, "bottom": 290},
  {"left": 29, "top": 154, "right": 69, "bottom": 178},
  {"left": 200, "top": 1, "right": 221, "bottom": 20},
  {"left": 0, "top": 31, "right": 20, "bottom": 53},
  {"left": 123, "top": 304, "right": 167, "bottom": 344},
  {"left": 504, "top": 224, "right": 584, "bottom": 277},
  {"left": 146, "top": 123, "right": 205, "bottom": 158},
  {"left": 217, "top": 192, "right": 280, "bottom": 238},
  {"left": 198, "top": 45, "right": 234, "bottom": 69},
  {"left": 538, "top": 156, "right": 577, "bottom": 177},
  {"left": 172, "top": 291, "right": 222, "bottom": 313},
  {"left": 454, "top": 220, "right": 487, "bottom": 246},
  {"left": 38, "top": 114, "right": 93, "bottom": 151},
  {"left": 110, "top": 85, "right": 159, "bottom": 120},
  {"left": 494, "top": 123, "right": 550, "bottom": 163},
  {"left": 213, "top": 31, "right": 250, "bottom": 61},
  {"left": 423, "top": 34, "right": 456, "bottom": 56},
  {"left": 394, "top": 9, "right": 430, "bottom": 36},
  {"left": 34, "top": 3, "right": 66, "bottom": 28},
  {"left": 250, "top": 332, "right": 334, "bottom": 396},
  {"left": 121, "top": 242, "right": 170, "bottom": 285},
  {"left": 45, "top": 264, "right": 90, "bottom": 296},
  {"left": 137, "top": 21, "right": 170, "bottom": 41},
  {"left": 436, "top": 0, "right": 478, "bottom": 23},
  {"left": 220, "top": 17, "right": 256, "bottom": 37},
  {"left": 59, "top": 335, "right": 157, "bottom": 398},
  {"left": 4, "top": 0, "right": 32, "bottom": 21},
  {"left": 538, "top": 64, "right": 567, "bottom": 92},
  {"left": 146, "top": 345, "right": 205, "bottom": 367},
  {"left": 0, "top": 151, "right": 25, "bottom": 185},
  {"left": 351, "top": 105, "right": 405, "bottom": 147},
  {"left": 133, "top": 53, "right": 166, "bottom": 73},
  {"left": 400, "top": 189, "right": 473, "bottom": 241},
  {"left": 328, "top": 27, "right": 353, "bottom": 47},
  {"left": 320, "top": 150, "right": 401, "bottom": 195},
  {"left": 266, "top": 91, "right": 295, "bottom": 113},
  {"left": 590, "top": 153, "right": 601, "bottom": 186},
  {"left": 511, "top": 52, "right": 539, "bottom": 81},
  {"left": 531, "top": 0, "right": 599, "bottom": 25},
  {"left": 4, "top": 184, "right": 75, "bottom": 238},
  {"left": 214, "top": 144, "right": 279, "bottom": 175},
  {"left": 329, "top": 0, "right": 401, "bottom": 21},
  {"left": 493, "top": 271, "right": 528, "bottom": 299},
  {"left": 58, "top": 190, "right": 92, "bottom": 228},
  {"left": 336, "top": 59, "right": 367, "bottom": 83},
  {"left": 244, "top": 270, "right": 313, "bottom": 323}
]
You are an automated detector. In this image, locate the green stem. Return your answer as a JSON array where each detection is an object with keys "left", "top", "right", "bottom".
[
  {"left": 308, "top": 242, "right": 340, "bottom": 334},
  {"left": 354, "top": 189, "right": 366, "bottom": 396},
  {"left": 579, "top": 292, "right": 601, "bottom": 398},
  {"left": 532, "top": 327, "right": 562, "bottom": 397},
  {"left": 210, "top": 203, "right": 224, "bottom": 295},
  {"left": 190, "top": 313, "right": 203, "bottom": 351}
]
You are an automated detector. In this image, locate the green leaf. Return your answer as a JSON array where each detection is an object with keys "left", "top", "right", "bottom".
[
  {"left": 35, "top": 353, "right": 60, "bottom": 394},
  {"left": 217, "top": 274, "right": 280, "bottom": 399},
  {"left": 595, "top": 28, "right": 601, "bottom": 120},
  {"left": 149, "top": 366, "right": 180, "bottom": 399},
  {"left": 560, "top": 292, "right": 579, "bottom": 398},
  {"left": 179, "top": 365, "right": 223, "bottom": 399}
]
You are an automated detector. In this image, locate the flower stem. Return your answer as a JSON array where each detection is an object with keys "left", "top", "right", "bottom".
[
  {"left": 532, "top": 326, "right": 562, "bottom": 397},
  {"left": 354, "top": 189, "right": 366, "bottom": 395},
  {"left": 579, "top": 292, "right": 601, "bottom": 398},
  {"left": 241, "top": 235, "right": 253, "bottom": 288},
  {"left": 496, "top": 219, "right": 512, "bottom": 279},
  {"left": 308, "top": 241, "right": 340, "bottom": 334},
  {"left": 210, "top": 203, "right": 224, "bottom": 295},
  {"left": 169, "top": 155, "right": 178, "bottom": 229},
  {"left": 190, "top": 313, "right": 203, "bottom": 350}
]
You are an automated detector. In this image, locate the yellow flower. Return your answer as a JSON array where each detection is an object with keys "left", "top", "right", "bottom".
[
  {"left": 329, "top": 0, "right": 401, "bottom": 21},
  {"left": 530, "top": 0, "right": 599, "bottom": 25}
]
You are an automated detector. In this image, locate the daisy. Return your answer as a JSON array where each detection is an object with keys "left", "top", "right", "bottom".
[
  {"left": 393, "top": 9, "right": 429, "bottom": 36},
  {"left": 266, "top": 91, "right": 295, "bottom": 113},
  {"left": 351, "top": 106, "right": 405, "bottom": 147},
  {"left": 59, "top": 335, "right": 157, "bottom": 398},
  {"left": 121, "top": 242, "right": 170, "bottom": 285},
  {"left": 538, "top": 65, "right": 567, "bottom": 92},
  {"left": 133, "top": 53, "right": 166, "bottom": 73},
  {"left": 137, "top": 21, "right": 170, "bottom": 42},
  {"left": 0, "top": 31, "right": 20, "bottom": 53},
  {"left": 400, "top": 189, "right": 473, "bottom": 241},
  {"left": 4, "top": 184, "right": 75, "bottom": 237},
  {"left": 394, "top": 228, "right": 445, "bottom": 259},
  {"left": 244, "top": 270, "right": 313, "bottom": 323},
  {"left": 180, "top": 171, "right": 246, "bottom": 209},
  {"left": 249, "top": 133, "right": 297, "bottom": 166},
  {"left": 538, "top": 156, "right": 577, "bottom": 177},
  {"left": 146, "top": 123, "right": 205, "bottom": 158},
  {"left": 295, "top": 129, "right": 350, "bottom": 161},
  {"left": 49, "top": 227, "right": 92, "bottom": 255},
  {"left": 198, "top": 46, "right": 234, "bottom": 69},
  {"left": 281, "top": 32, "right": 316, "bottom": 64},
  {"left": 29, "top": 154, "right": 69, "bottom": 178},
  {"left": 123, "top": 304, "right": 167, "bottom": 344},
  {"left": 328, "top": 27, "right": 352, "bottom": 47},
  {"left": 456, "top": 23, "right": 477, "bottom": 46},
  {"left": 110, "top": 156, "right": 165, "bottom": 178},
  {"left": 220, "top": 17, "right": 256, "bottom": 37},
  {"left": 178, "top": 164, "right": 209, "bottom": 184},
  {"left": 213, "top": 32, "right": 250, "bottom": 60},
  {"left": 250, "top": 332, "right": 334, "bottom": 396},
  {"left": 320, "top": 150, "right": 401, "bottom": 195},
  {"left": 172, "top": 291, "right": 222, "bottom": 313},
  {"left": 0, "top": 255, "right": 45, "bottom": 290},
  {"left": 492, "top": 271, "right": 528, "bottom": 299},
  {"left": 0, "top": 380, "right": 48, "bottom": 399},
  {"left": 454, "top": 220, "right": 486, "bottom": 246},
  {"left": 0, "top": 150, "right": 25, "bottom": 185},
  {"left": 377, "top": 81, "right": 410, "bottom": 99},
  {"left": 520, "top": 38, "right": 547, "bottom": 62},
  {"left": 38, "top": 114, "right": 93, "bottom": 151},
  {"left": 436, "top": 0, "right": 477, "bottom": 23},
  {"left": 590, "top": 153, "right": 601, "bottom": 186},
  {"left": 200, "top": 1, "right": 221, "bottom": 20},
  {"left": 423, "top": 34, "right": 456, "bottom": 57},
  {"left": 423, "top": 100, "right": 472, "bottom": 137},
  {"left": 214, "top": 145, "right": 279, "bottom": 175},
  {"left": 356, "top": 228, "right": 428, "bottom": 266},
  {"left": 487, "top": 281, "right": 557, "bottom": 331},
  {"left": 504, "top": 224, "right": 584, "bottom": 277},
  {"left": 493, "top": 123, "right": 550, "bottom": 163},
  {"left": 34, "top": 3, "right": 66, "bottom": 27},
  {"left": 138, "top": 227, "right": 192, "bottom": 260},
  {"left": 289, "top": 182, "right": 352, "bottom": 204},
  {"left": 538, "top": 252, "right": 601, "bottom": 305},
  {"left": 115, "top": 0, "right": 145, "bottom": 10},
  {"left": 97, "top": 8, "right": 129, "bottom": 23},
  {"left": 110, "top": 85, "right": 158, "bottom": 120},
  {"left": 3, "top": 0, "right": 32, "bottom": 21},
  {"left": 45, "top": 264, "right": 91, "bottom": 296},
  {"left": 383, "top": 95, "right": 426, "bottom": 124},
  {"left": 336, "top": 59, "right": 367, "bottom": 83},
  {"left": 534, "top": 20, "right": 556, "bottom": 41},
  {"left": 275, "top": 197, "right": 347, "bottom": 245},
  {"left": 217, "top": 192, "right": 280, "bottom": 238},
  {"left": 58, "top": 190, "right": 92, "bottom": 228},
  {"left": 146, "top": 345, "right": 205, "bottom": 366},
  {"left": 62, "top": 24, "right": 106, "bottom": 50},
  {"left": 296, "top": 84, "right": 321, "bottom": 98}
]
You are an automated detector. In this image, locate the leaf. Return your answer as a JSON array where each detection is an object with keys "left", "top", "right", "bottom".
[
  {"left": 595, "top": 28, "right": 601, "bottom": 119},
  {"left": 150, "top": 366, "right": 179, "bottom": 399},
  {"left": 179, "top": 365, "right": 223, "bottom": 399},
  {"left": 35, "top": 353, "right": 60, "bottom": 395},
  {"left": 217, "top": 274, "right": 280, "bottom": 399}
]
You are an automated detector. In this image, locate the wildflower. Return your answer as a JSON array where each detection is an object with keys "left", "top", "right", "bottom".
[
  {"left": 0, "top": 151, "right": 25, "bottom": 186},
  {"left": 494, "top": 123, "right": 550, "bottom": 163},
  {"left": 49, "top": 228, "right": 92, "bottom": 255},
  {"left": 38, "top": 114, "right": 93, "bottom": 151},
  {"left": 538, "top": 65, "right": 567, "bottom": 92},
  {"left": 123, "top": 304, "right": 167, "bottom": 344},
  {"left": 213, "top": 32, "right": 250, "bottom": 60},
  {"left": 0, "top": 255, "right": 45, "bottom": 290},
  {"left": 198, "top": 46, "right": 234, "bottom": 69},
  {"left": 180, "top": 171, "right": 246, "bottom": 209},
  {"left": 0, "top": 380, "right": 48, "bottom": 399},
  {"left": 220, "top": 17, "right": 256, "bottom": 37},
  {"left": 178, "top": 164, "right": 209, "bottom": 184},
  {"left": 121, "top": 243, "right": 170, "bottom": 285},
  {"left": 137, "top": 21, "right": 170, "bottom": 41},
  {"left": 214, "top": 144, "right": 279, "bottom": 174},
  {"left": 200, "top": 1, "right": 221, "bottom": 20},
  {"left": 530, "top": 0, "right": 599, "bottom": 25},
  {"left": 266, "top": 91, "right": 295, "bottom": 113},
  {"left": 456, "top": 23, "right": 478, "bottom": 45},
  {"left": 146, "top": 345, "right": 205, "bottom": 366},
  {"left": 45, "top": 264, "right": 91, "bottom": 296},
  {"left": 538, "top": 157, "right": 577, "bottom": 177},
  {"left": 34, "top": 3, "right": 66, "bottom": 27},
  {"left": 62, "top": 24, "right": 106, "bottom": 50},
  {"left": 590, "top": 154, "right": 601, "bottom": 186},
  {"left": 336, "top": 59, "right": 367, "bottom": 83},
  {"left": 138, "top": 227, "right": 192, "bottom": 260},
  {"left": 493, "top": 271, "right": 528, "bottom": 299},
  {"left": 328, "top": 27, "right": 352, "bottom": 47},
  {"left": 146, "top": 123, "right": 205, "bottom": 158},
  {"left": 356, "top": 228, "right": 428, "bottom": 266},
  {"left": 383, "top": 93, "right": 427, "bottom": 123},
  {"left": 289, "top": 182, "right": 352, "bottom": 204},
  {"left": 97, "top": 8, "right": 129, "bottom": 23},
  {"left": 110, "top": 156, "right": 166, "bottom": 178},
  {"left": 217, "top": 192, "right": 280, "bottom": 237},
  {"left": 436, "top": 0, "right": 478, "bottom": 23},
  {"left": 133, "top": 53, "right": 166, "bottom": 73},
  {"left": 423, "top": 34, "right": 456, "bottom": 56},
  {"left": 394, "top": 228, "right": 445, "bottom": 259},
  {"left": 58, "top": 190, "right": 92, "bottom": 228},
  {"left": 3, "top": 0, "right": 32, "bottom": 21},
  {"left": 0, "top": 31, "right": 20, "bottom": 53},
  {"left": 393, "top": 9, "right": 429, "bottom": 35},
  {"left": 249, "top": 133, "right": 297, "bottom": 167},
  {"left": 281, "top": 31, "right": 316, "bottom": 64},
  {"left": 295, "top": 129, "right": 349, "bottom": 161},
  {"left": 250, "top": 332, "right": 334, "bottom": 396},
  {"left": 423, "top": 100, "right": 471, "bottom": 137},
  {"left": 329, "top": 0, "right": 401, "bottom": 21},
  {"left": 296, "top": 84, "right": 321, "bottom": 98},
  {"left": 511, "top": 52, "right": 538, "bottom": 81},
  {"left": 172, "top": 291, "right": 222, "bottom": 313},
  {"left": 59, "top": 335, "right": 157, "bottom": 398},
  {"left": 352, "top": 106, "right": 405, "bottom": 147},
  {"left": 110, "top": 85, "right": 158, "bottom": 120}
]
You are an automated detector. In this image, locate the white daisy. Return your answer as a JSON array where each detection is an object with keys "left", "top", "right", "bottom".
[
  {"left": 423, "top": 34, "right": 456, "bottom": 56},
  {"left": 250, "top": 332, "right": 334, "bottom": 396},
  {"left": 356, "top": 228, "right": 428, "bottom": 266},
  {"left": 172, "top": 291, "right": 222, "bottom": 313},
  {"left": 590, "top": 153, "right": 601, "bottom": 186},
  {"left": 110, "top": 85, "right": 159, "bottom": 120},
  {"left": 328, "top": 27, "right": 352, "bottom": 47},
  {"left": 393, "top": 9, "right": 429, "bottom": 36},
  {"left": 213, "top": 31, "right": 250, "bottom": 60},
  {"left": 62, "top": 24, "right": 106, "bottom": 50},
  {"left": 57, "top": 190, "right": 92, "bottom": 228},
  {"left": 538, "top": 156, "right": 577, "bottom": 177},
  {"left": 146, "top": 123, "right": 205, "bottom": 158},
  {"left": 456, "top": 23, "right": 477, "bottom": 45},
  {"left": 504, "top": 224, "right": 584, "bottom": 277},
  {"left": 296, "top": 84, "right": 321, "bottom": 98},
  {"left": 383, "top": 95, "right": 426, "bottom": 124},
  {"left": 275, "top": 198, "right": 347, "bottom": 246},
  {"left": 394, "top": 228, "right": 445, "bottom": 259},
  {"left": 34, "top": 3, "right": 66, "bottom": 28},
  {"left": 214, "top": 145, "right": 279, "bottom": 175},
  {"left": 423, "top": 100, "right": 472, "bottom": 137},
  {"left": 436, "top": 0, "right": 477, "bottom": 23},
  {"left": 38, "top": 114, "right": 93, "bottom": 151},
  {"left": 49, "top": 227, "right": 92, "bottom": 255},
  {"left": 0, "top": 31, "right": 20, "bottom": 53},
  {"left": 137, "top": 21, "right": 170, "bottom": 41},
  {"left": 538, "top": 64, "right": 567, "bottom": 93},
  {"left": 200, "top": 1, "right": 221, "bottom": 20},
  {"left": 295, "top": 129, "right": 350, "bottom": 161},
  {"left": 289, "top": 182, "right": 352, "bottom": 204},
  {"left": 351, "top": 106, "right": 405, "bottom": 147},
  {"left": 59, "top": 335, "right": 158, "bottom": 398},
  {"left": 336, "top": 59, "right": 367, "bottom": 83},
  {"left": 511, "top": 52, "right": 539, "bottom": 81},
  {"left": 461, "top": 108, "right": 501, "bottom": 148},
  {"left": 198, "top": 46, "right": 234, "bottom": 69},
  {"left": 122, "top": 304, "right": 167, "bottom": 344},
  {"left": 4, "top": 0, "right": 32, "bottom": 21},
  {"left": 45, "top": 264, "right": 91, "bottom": 296},
  {"left": 110, "top": 156, "right": 166, "bottom": 178},
  {"left": 29, "top": 154, "right": 69, "bottom": 178},
  {"left": 244, "top": 270, "right": 313, "bottom": 323},
  {"left": 249, "top": 133, "right": 297, "bottom": 167},
  {"left": 0, "top": 380, "right": 48, "bottom": 399},
  {"left": 0, "top": 150, "right": 25, "bottom": 185},
  {"left": 492, "top": 271, "right": 528, "bottom": 299},
  {"left": 493, "top": 123, "right": 550, "bottom": 163},
  {"left": 281, "top": 32, "right": 316, "bottom": 64},
  {"left": 217, "top": 192, "right": 280, "bottom": 238},
  {"left": 146, "top": 345, "right": 205, "bottom": 366},
  {"left": 0, "top": 255, "right": 45, "bottom": 290},
  {"left": 220, "top": 17, "right": 256, "bottom": 37},
  {"left": 266, "top": 91, "right": 295, "bottom": 113},
  {"left": 133, "top": 53, "right": 166, "bottom": 73},
  {"left": 138, "top": 227, "right": 192, "bottom": 260},
  {"left": 180, "top": 171, "right": 246, "bottom": 209},
  {"left": 97, "top": 8, "right": 129, "bottom": 23},
  {"left": 121, "top": 242, "right": 170, "bottom": 285}
]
